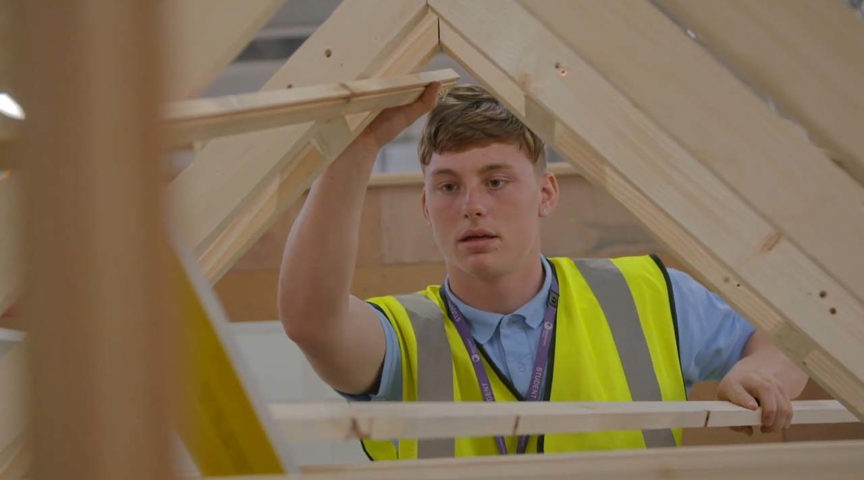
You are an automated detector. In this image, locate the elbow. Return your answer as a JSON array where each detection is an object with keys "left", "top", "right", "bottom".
[
  {"left": 277, "top": 288, "right": 341, "bottom": 348},
  {"left": 277, "top": 287, "right": 310, "bottom": 343},
  {"left": 278, "top": 297, "right": 311, "bottom": 344}
]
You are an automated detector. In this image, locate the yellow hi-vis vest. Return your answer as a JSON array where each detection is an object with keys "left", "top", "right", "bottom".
[{"left": 363, "top": 255, "right": 686, "bottom": 460}]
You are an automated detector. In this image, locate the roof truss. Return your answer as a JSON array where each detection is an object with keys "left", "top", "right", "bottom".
[
  {"left": 167, "top": 0, "right": 864, "bottom": 421},
  {"left": 6, "top": 0, "right": 864, "bottom": 477}
]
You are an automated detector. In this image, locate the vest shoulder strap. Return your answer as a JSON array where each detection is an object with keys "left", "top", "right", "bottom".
[
  {"left": 573, "top": 257, "right": 676, "bottom": 448},
  {"left": 393, "top": 293, "right": 454, "bottom": 458}
]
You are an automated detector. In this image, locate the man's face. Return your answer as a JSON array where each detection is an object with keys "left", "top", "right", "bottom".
[{"left": 422, "top": 142, "right": 558, "bottom": 279}]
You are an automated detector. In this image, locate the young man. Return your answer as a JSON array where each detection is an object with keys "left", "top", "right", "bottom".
[{"left": 278, "top": 83, "right": 807, "bottom": 459}]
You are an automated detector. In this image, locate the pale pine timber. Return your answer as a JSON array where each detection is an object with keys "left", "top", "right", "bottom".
[
  {"left": 0, "top": 0, "right": 284, "bottom": 317},
  {"left": 164, "top": 69, "right": 458, "bottom": 147},
  {"left": 196, "top": 10, "right": 441, "bottom": 282},
  {"left": 165, "top": 0, "right": 286, "bottom": 99},
  {"left": 431, "top": 0, "right": 864, "bottom": 420},
  {"left": 21, "top": 2, "right": 172, "bottom": 480},
  {"left": 215, "top": 440, "right": 864, "bottom": 480},
  {"left": 168, "top": 0, "right": 430, "bottom": 258},
  {"left": 517, "top": 0, "right": 864, "bottom": 334},
  {"left": 652, "top": 0, "right": 864, "bottom": 188},
  {"left": 270, "top": 400, "right": 857, "bottom": 443}
]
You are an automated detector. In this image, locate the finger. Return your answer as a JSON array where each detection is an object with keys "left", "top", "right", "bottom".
[
  {"left": 720, "top": 382, "right": 759, "bottom": 411},
  {"left": 756, "top": 387, "right": 779, "bottom": 433},
  {"left": 419, "top": 82, "right": 441, "bottom": 109},
  {"left": 785, "top": 394, "right": 794, "bottom": 430},
  {"left": 775, "top": 390, "right": 794, "bottom": 431},
  {"left": 387, "top": 82, "right": 442, "bottom": 127},
  {"left": 399, "top": 82, "right": 441, "bottom": 120}
]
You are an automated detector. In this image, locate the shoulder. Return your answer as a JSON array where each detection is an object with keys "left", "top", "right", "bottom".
[
  {"left": 366, "top": 286, "right": 446, "bottom": 336},
  {"left": 367, "top": 285, "right": 444, "bottom": 315}
]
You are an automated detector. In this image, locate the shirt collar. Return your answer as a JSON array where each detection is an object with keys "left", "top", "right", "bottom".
[{"left": 443, "top": 257, "right": 553, "bottom": 343}]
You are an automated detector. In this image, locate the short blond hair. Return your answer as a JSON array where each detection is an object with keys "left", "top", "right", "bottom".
[{"left": 418, "top": 84, "right": 546, "bottom": 170}]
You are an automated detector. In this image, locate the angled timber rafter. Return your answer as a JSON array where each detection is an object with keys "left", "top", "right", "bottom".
[
  {"left": 170, "top": 0, "right": 441, "bottom": 282},
  {"left": 652, "top": 0, "right": 864, "bottom": 187},
  {"left": 430, "top": 0, "right": 864, "bottom": 421},
  {"left": 168, "top": 0, "right": 432, "bottom": 257},
  {"left": 165, "top": 0, "right": 287, "bottom": 100}
]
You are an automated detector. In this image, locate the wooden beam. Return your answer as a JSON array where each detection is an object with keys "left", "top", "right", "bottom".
[
  {"left": 652, "top": 0, "right": 864, "bottom": 187},
  {"left": 0, "top": 173, "right": 19, "bottom": 315},
  {"left": 516, "top": 0, "right": 864, "bottom": 311},
  {"left": 0, "top": 0, "right": 282, "bottom": 314},
  {"left": 168, "top": 0, "right": 432, "bottom": 258},
  {"left": 219, "top": 440, "right": 864, "bottom": 480},
  {"left": 270, "top": 400, "right": 857, "bottom": 443},
  {"left": 164, "top": 69, "right": 458, "bottom": 147},
  {"left": 367, "top": 162, "right": 580, "bottom": 187},
  {"left": 195, "top": 9, "right": 441, "bottom": 282},
  {"left": 432, "top": 0, "right": 864, "bottom": 420},
  {"left": 165, "top": 0, "right": 286, "bottom": 99},
  {"left": 21, "top": 2, "right": 172, "bottom": 480}
]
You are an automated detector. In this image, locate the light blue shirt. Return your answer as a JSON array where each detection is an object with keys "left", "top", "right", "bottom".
[{"left": 352, "top": 257, "right": 755, "bottom": 402}]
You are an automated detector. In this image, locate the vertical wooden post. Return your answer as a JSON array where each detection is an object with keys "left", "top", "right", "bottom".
[{"left": 21, "top": 2, "right": 173, "bottom": 480}]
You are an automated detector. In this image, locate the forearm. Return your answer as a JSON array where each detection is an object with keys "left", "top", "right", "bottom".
[{"left": 278, "top": 136, "right": 379, "bottom": 340}]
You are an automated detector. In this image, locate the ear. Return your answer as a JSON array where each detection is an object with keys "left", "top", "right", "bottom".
[
  {"left": 538, "top": 172, "right": 559, "bottom": 218},
  {"left": 421, "top": 188, "right": 431, "bottom": 225}
]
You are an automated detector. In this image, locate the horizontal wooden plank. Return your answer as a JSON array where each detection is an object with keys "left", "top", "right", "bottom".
[
  {"left": 367, "top": 161, "right": 579, "bottom": 187},
  {"left": 269, "top": 400, "right": 857, "bottom": 443},
  {"left": 164, "top": 69, "right": 459, "bottom": 147},
  {"left": 214, "top": 439, "right": 864, "bottom": 480}
]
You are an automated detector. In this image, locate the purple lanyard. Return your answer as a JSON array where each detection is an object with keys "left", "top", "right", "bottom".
[{"left": 443, "top": 273, "right": 559, "bottom": 455}]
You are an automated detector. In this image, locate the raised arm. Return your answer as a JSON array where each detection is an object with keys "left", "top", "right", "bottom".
[{"left": 278, "top": 84, "right": 439, "bottom": 395}]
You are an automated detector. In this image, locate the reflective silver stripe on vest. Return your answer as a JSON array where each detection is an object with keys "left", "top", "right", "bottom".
[
  {"left": 395, "top": 294, "right": 455, "bottom": 458},
  {"left": 574, "top": 258, "right": 676, "bottom": 448}
]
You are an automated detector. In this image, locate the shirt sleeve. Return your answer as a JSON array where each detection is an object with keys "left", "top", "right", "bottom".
[
  {"left": 669, "top": 268, "right": 756, "bottom": 389},
  {"left": 337, "top": 307, "right": 403, "bottom": 402}
]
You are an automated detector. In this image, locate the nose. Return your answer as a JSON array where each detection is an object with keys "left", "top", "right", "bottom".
[{"left": 462, "top": 186, "right": 487, "bottom": 218}]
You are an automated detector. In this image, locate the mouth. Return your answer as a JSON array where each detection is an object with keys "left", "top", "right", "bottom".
[{"left": 459, "top": 230, "right": 499, "bottom": 245}]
